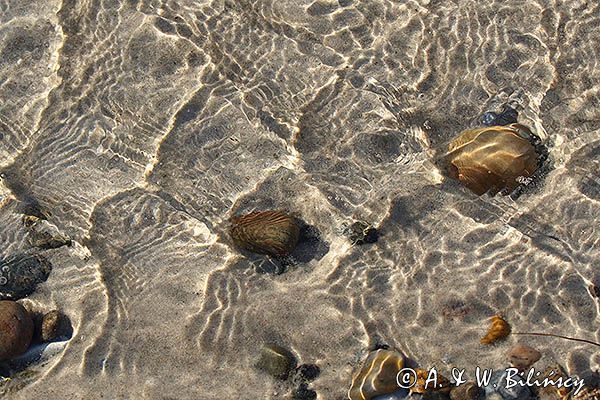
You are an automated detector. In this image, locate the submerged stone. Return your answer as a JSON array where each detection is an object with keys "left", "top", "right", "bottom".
[
  {"left": 256, "top": 344, "right": 297, "bottom": 380},
  {"left": 40, "top": 310, "right": 71, "bottom": 342},
  {"left": 481, "top": 106, "right": 519, "bottom": 127},
  {"left": 230, "top": 210, "right": 300, "bottom": 257},
  {"left": 343, "top": 221, "right": 379, "bottom": 245},
  {"left": 451, "top": 382, "right": 485, "bottom": 400},
  {"left": 507, "top": 344, "right": 541, "bottom": 371},
  {"left": 443, "top": 124, "right": 543, "bottom": 196},
  {"left": 348, "top": 348, "right": 405, "bottom": 400},
  {"left": 0, "top": 254, "right": 52, "bottom": 300},
  {"left": 484, "top": 369, "right": 532, "bottom": 400},
  {"left": 0, "top": 301, "right": 33, "bottom": 360},
  {"left": 23, "top": 216, "right": 71, "bottom": 250}
]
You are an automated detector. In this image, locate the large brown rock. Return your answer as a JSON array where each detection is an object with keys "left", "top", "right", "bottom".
[
  {"left": 443, "top": 124, "right": 541, "bottom": 196},
  {"left": 0, "top": 300, "right": 34, "bottom": 360}
]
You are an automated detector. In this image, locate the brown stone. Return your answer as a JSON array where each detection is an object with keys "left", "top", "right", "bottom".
[
  {"left": 348, "top": 348, "right": 405, "bottom": 400},
  {"left": 450, "top": 382, "right": 485, "bottom": 400},
  {"left": 41, "top": 310, "right": 69, "bottom": 342},
  {"left": 0, "top": 300, "right": 34, "bottom": 360},
  {"left": 444, "top": 124, "right": 541, "bottom": 196},
  {"left": 507, "top": 344, "right": 542, "bottom": 370},
  {"left": 230, "top": 210, "right": 300, "bottom": 257}
]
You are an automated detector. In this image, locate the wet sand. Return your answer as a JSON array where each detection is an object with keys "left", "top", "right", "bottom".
[{"left": 0, "top": 0, "right": 598, "bottom": 398}]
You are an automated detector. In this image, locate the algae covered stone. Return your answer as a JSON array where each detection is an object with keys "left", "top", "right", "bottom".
[
  {"left": 0, "top": 254, "right": 52, "bottom": 300},
  {"left": 230, "top": 210, "right": 300, "bottom": 257}
]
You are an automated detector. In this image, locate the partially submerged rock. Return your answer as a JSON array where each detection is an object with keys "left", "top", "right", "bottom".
[
  {"left": 0, "top": 301, "right": 33, "bottom": 360},
  {"left": 230, "top": 211, "right": 300, "bottom": 257},
  {"left": 0, "top": 254, "right": 52, "bottom": 300}
]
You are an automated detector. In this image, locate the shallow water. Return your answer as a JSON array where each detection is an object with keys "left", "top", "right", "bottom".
[{"left": 0, "top": 0, "right": 598, "bottom": 398}]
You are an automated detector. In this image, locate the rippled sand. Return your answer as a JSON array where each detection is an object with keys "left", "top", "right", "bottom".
[{"left": 0, "top": 0, "right": 598, "bottom": 398}]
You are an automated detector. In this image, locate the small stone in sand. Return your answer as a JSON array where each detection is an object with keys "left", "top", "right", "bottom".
[
  {"left": 230, "top": 211, "right": 300, "bottom": 257},
  {"left": 0, "top": 300, "right": 34, "bottom": 360},
  {"left": 444, "top": 124, "right": 542, "bottom": 196},
  {"left": 507, "top": 344, "right": 541, "bottom": 371},
  {"left": 348, "top": 348, "right": 405, "bottom": 400},
  {"left": 343, "top": 221, "right": 378, "bottom": 245},
  {"left": 451, "top": 382, "right": 485, "bottom": 400},
  {"left": 256, "top": 344, "right": 297, "bottom": 380},
  {"left": 23, "top": 216, "right": 71, "bottom": 250},
  {"left": 41, "top": 310, "right": 70, "bottom": 342}
]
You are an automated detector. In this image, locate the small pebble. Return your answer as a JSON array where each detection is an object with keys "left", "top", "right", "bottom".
[
  {"left": 507, "top": 344, "right": 541, "bottom": 371},
  {"left": 41, "top": 310, "right": 70, "bottom": 342},
  {"left": 0, "top": 300, "right": 33, "bottom": 360},
  {"left": 343, "top": 221, "right": 378, "bottom": 245},
  {"left": 256, "top": 344, "right": 297, "bottom": 380},
  {"left": 451, "top": 382, "right": 485, "bottom": 400},
  {"left": 230, "top": 211, "right": 300, "bottom": 257}
]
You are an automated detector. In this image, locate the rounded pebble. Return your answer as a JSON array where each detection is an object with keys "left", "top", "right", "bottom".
[
  {"left": 444, "top": 124, "right": 542, "bottom": 196},
  {"left": 0, "top": 300, "right": 34, "bottom": 360},
  {"left": 507, "top": 344, "right": 541, "bottom": 371},
  {"left": 256, "top": 343, "right": 297, "bottom": 380},
  {"left": 41, "top": 310, "right": 70, "bottom": 342},
  {"left": 230, "top": 210, "right": 300, "bottom": 257}
]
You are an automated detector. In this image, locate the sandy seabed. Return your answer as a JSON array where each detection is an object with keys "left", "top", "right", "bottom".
[{"left": 0, "top": 0, "right": 599, "bottom": 399}]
